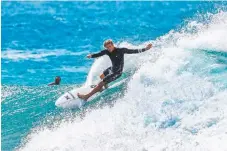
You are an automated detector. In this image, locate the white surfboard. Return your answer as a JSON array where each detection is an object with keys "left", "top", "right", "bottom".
[
  {"left": 55, "top": 76, "right": 127, "bottom": 109},
  {"left": 55, "top": 86, "right": 93, "bottom": 109}
]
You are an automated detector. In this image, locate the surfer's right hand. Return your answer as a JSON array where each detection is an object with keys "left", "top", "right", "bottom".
[{"left": 87, "top": 54, "right": 92, "bottom": 58}]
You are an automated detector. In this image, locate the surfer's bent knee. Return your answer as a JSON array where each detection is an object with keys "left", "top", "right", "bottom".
[
  {"left": 100, "top": 74, "right": 105, "bottom": 79},
  {"left": 98, "top": 81, "right": 105, "bottom": 87},
  {"left": 102, "top": 72, "right": 122, "bottom": 84}
]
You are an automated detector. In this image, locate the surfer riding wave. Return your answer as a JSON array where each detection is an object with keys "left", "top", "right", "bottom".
[{"left": 78, "top": 39, "right": 152, "bottom": 101}]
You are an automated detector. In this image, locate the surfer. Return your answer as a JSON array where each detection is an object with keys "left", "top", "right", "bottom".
[
  {"left": 78, "top": 39, "right": 152, "bottom": 101},
  {"left": 48, "top": 76, "right": 61, "bottom": 86}
]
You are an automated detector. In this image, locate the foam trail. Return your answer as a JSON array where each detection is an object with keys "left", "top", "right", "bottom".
[{"left": 18, "top": 11, "right": 227, "bottom": 151}]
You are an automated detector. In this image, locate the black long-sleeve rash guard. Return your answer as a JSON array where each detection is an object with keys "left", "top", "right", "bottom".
[{"left": 91, "top": 47, "right": 147, "bottom": 73}]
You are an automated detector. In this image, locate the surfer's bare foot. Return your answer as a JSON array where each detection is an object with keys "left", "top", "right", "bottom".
[{"left": 77, "top": 93, "right": 88, "bottom": 101}]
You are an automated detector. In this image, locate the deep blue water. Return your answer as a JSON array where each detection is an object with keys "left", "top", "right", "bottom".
[{"left": 2, "top": 2, "right": 227, "bottom": 151}]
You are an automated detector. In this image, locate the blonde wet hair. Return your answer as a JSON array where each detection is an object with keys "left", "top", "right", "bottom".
[{"left": 103, "top": 39, "right": 114, "bottom": 47}]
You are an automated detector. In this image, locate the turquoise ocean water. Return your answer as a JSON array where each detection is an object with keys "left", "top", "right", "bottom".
[{"left": 2, "top": 2, "right": 227, "bottom": 151}]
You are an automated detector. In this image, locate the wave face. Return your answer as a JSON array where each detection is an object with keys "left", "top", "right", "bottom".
[{"left": 2, "top": 2, "right": 227, "bottom": 151}]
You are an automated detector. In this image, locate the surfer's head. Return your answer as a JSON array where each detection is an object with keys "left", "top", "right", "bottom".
[
  {"left": 55, "top": 76, "right": 61, "bottom": 85},
  {"left": 104, "top": 39, "right": 115, "bottom": 52}
]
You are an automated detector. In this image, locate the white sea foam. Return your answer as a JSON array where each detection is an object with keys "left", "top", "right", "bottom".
[
  {"left": 54, "top": 66, "right": 90, "bottom": 73},
  {"left": 1, "top": 49, "right": 89, "bottom": 61}
]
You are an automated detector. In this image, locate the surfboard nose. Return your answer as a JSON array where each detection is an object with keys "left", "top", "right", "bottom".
[
  {"left": 55, "top": 86, "right": 92, "bottom": 109},
  {"left": 55, "top": 98, "right": 62, "bottom": 107}
]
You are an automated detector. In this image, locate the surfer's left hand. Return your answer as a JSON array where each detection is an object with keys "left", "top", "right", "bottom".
[{"left": 145, "top": 43, "right": 152, "bottom": 50}]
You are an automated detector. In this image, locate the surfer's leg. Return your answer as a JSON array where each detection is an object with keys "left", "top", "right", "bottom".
[
  {"left": 77, "top": 72, "right": 122, "bottom": 101},
  {"left": 78, "top": 81, "right": 105, "bottom": 101},
  {"left": 100, "top": 73, "right": 105, "bottom": 79},
  {"left": 102, "top": 72, "right": 122, "bottom": 85},
  {"left": 90, "top": 68, "right": 109, "bottom": 89},
  {"left": 100, "top": 67, "right": 112, "bottom": 89},
  {"left": 99, "top": 74, "right": 107, "bottom": 90},
  {"left": 91, "top": 72, "right": 108, "bottom": 90}
]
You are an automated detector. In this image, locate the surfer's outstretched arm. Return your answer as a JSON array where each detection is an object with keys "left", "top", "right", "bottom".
[
  {"left": 87, "top": 50, "right": 107, "bottom": 58},
  {"left": 48, "top": 82, "right": 55, "bottom": 86},
  {"left": 122, "top": 43, "right": 152, "bottom": 54}
]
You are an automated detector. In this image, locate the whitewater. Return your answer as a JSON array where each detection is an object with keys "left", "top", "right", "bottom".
[{"left": 14, "top": 11, "right": 227, "bottom": 151}]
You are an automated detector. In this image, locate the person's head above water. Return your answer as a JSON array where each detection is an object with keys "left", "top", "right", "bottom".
[
  {"left": 104, "top": 39, "right": 115, "bottom": 52},
  {"left": 55, "top": 76, "right": 61, "bottom": 85},
  {"left": 48, "top": 76, "right": 61, "bottom": 86}
]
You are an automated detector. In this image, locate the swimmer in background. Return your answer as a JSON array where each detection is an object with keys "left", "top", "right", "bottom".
[{"left": 48, "top": 76, "right": 61, "bottom": 86}]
